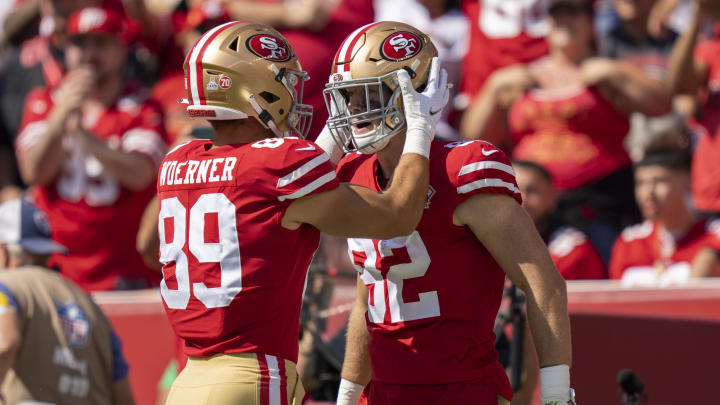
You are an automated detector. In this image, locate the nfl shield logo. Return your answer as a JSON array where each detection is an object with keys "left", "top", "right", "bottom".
[{"left": 56, "top": 302, "right": 90, "bottom": 347}]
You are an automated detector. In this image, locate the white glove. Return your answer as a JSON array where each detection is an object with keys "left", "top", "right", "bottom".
[
  {"left": 397, "top": 56, "right": 449, "bottom": 158},
  {"left": 540, "top": 365, "right": 575, "bottom": 404},
  {"left": 314, "top": 124, "right": 343, "bottom": 166},
  {"left": 336, "top": 378, "right": 363, "bottom": 405}
]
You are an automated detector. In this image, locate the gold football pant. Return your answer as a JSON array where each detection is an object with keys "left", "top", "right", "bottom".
[{"left": 165, "top": 353, "right": 305, "bottom": 405}]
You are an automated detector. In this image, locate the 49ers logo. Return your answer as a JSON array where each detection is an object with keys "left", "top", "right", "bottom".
[
  {"left": 380, "top": 31, "right": 423, "bottom": 62},
  {"left": 246, "top": 34, "right": 291, "bottom": 62}
]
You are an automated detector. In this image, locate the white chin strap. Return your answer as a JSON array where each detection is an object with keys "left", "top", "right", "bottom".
[
  {"left": 248, "top": 94, "right": 286, "bottom": 137},
  {"left": 353, "top": 124, "right": 394, "bottom": 154}
]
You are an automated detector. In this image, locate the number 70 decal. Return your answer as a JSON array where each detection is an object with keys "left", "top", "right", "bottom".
[{"left": 349, "top": 231, "right": 440, "bottom": 323}]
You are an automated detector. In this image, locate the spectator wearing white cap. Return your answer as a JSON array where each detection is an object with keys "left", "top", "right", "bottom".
[{"left": 0, "top": 198, "right": 135, "bottom": 404}]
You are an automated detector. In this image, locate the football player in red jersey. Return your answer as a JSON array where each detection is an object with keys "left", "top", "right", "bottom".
[
  {"left": 321, "top": 22, "right": 574, "bottom": 405},
  {"left": 157, "top": 21, "right": 448, "bottom": 405}
]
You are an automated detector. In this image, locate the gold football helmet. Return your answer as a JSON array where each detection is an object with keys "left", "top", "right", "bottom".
[
  {"left": 183, "top": 21, "right": 312, "bottom": 138},
  {"left": 323, "top": 21, "right": 438, "bottom": 153}
]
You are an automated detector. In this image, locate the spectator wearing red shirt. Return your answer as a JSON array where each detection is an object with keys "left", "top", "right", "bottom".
[
  {"left": 461, "top": 0, "right": 671, "bottom": 261},
  {"left": 667, "top": 0, "right": 720, "bottom": 214},
  {"left": 14, "top": 6, "right": 167, "bottom": 291},
  {"left": 609, "top": 148, "right": 720, "bottom": 286},
  {"left": 457, "top": 0, "right": 550, "bottom": 110},
  {"left": 514, "top": 160, "right": 606, "bottom": 279}
]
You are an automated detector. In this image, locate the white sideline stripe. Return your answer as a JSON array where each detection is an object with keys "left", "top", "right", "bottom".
[
  {"left": 458, "top": 178, "right": 520, "bottom": 195},
  {"left": 187, "top": 22, "right": 236, "bottom": 104},
  {"left": 276, "top": 153, "right": 329, "bottom": 188},
  {"left": 458, "top": 161, "right": 515, "bottom": 177},
  {"left": 278, "top": 171, "right": 336, "bottom": 201},
  {"left": 265, "top": 354, "right": 281, "bottom": 405}
]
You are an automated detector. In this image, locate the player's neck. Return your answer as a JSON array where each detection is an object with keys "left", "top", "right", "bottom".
[
  {"left": 376, "top": 132, "right": 406, "bottom": 187},
  {"left": 211, "top": 118, "right": 272, "bottom": 147}
]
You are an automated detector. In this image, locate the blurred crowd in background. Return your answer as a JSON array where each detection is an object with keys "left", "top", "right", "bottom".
[{"left": 1, "top": 0, "right": 720, "bottom": 401}]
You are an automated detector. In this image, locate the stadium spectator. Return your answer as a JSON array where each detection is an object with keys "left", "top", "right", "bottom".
[
  {"left": 14, "top": 6, "right": 167, "bottom": 291},
  {"left": 375, "top": 0, "right": 468, "bottom": 140},
  {"left": 609, "top": 148, "right": 720, "bottom": 286},
  {"left": 514, "top": 160, "right": 607, "bottom": 278},
  {"left": 457, "top": 0, "right": 549, "bottom": 114},
  {"left": 331, "top": 22, "right": 572, "bottom": 405},
  {"left": 157, "top": 21, "right": 445, "bottom": 404},
  {"left": 224, "top": 0, "right": 374, "bottom": 140},
  {"left": 0, "top": 0, "right": 108, "bottom": 141},
  {"left": 0, "top": 0, "right": 101, "bottom": 190},
  {"left": 461, "top": 0, "right": 670, "bottom": 261},
  {"left": 0, "top": 198, "right": 134, "bottom": 405},
  {"left": 667, "top": 0, "right": 720, "bottom": 214},
  {"left": 598, "top": 0, "right": 679, "bottom": 80}
]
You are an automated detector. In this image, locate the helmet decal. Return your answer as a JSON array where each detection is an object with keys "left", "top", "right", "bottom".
[
  {"left": 219, "top": 74, "right": 232, "bottom": 89},
  {"left": 380, "top": 31, "right": 423, "bottom": 62},
  {"left": 246, "top": 34, "right": 291, "bottom": 62}
]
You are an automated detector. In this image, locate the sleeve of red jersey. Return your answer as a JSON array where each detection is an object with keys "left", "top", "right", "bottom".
[
  {"left": 270, "top": 140, "right": 340, "bottom": 203},
  {"left": 14, "top": 87, "right": 52, "bottom": 156},
  {"left": 120, "top": 101, "right": 168, "bottom": 168},
  {"left": 449, "top": 141, "right": 522, "bottom": 206}
]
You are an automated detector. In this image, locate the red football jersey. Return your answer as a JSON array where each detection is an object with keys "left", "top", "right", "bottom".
[
  {"left": 460, "top": 0, "right": 548, "bottom": 100},
  {"left": 547, "top": 226, "right": 606, "bottom": 280},
  {"left": 508, "top": 86, "right": 631, "bottom": 190},
  {"left": 336, "top": 140, "right": 520, "bottom": 400},
  {"left": 695, "top": 38, "right": 720, "bottom": 136},
  {"left": 692, "top": 127, "right": 720, "bottom": 213},
  {"left": 156, "top": 137, "right": 339, "bottom": 363},
  {"left": 15, "top": 87, "right": 167, "bottom": 291},
  {"left": 609, "top": 219, "right": 720, "bottom": 287}
]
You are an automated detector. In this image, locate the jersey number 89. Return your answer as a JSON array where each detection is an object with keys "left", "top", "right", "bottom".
[{"left": 158, "top": 194, "right": 242, "bottom": 309}]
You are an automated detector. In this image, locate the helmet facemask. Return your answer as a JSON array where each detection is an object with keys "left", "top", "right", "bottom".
[
  {"left": 323, "top": 70, "right": 405, "bottom": 154},
  {"left": 253, "top": 65, "right": 313, "bottom": 139}
]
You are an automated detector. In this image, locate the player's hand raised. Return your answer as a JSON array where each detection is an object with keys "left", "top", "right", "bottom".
[{"left": 397, "top": 56, "right": 449, "bottom": 143}]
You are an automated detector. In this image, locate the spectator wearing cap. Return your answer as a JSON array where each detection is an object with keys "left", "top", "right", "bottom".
[
  {"left": 667, "top": 0, "right": 720, "bottom": 215},
  {"left": 514, "top": 160, "right": 607, "bottom": 279},
  {"left": 0, "top": 198, "right": 135, "bottom": 404},
  {"left": 14, "top": 6, "right": 168, "bottom": 291},
  {"left": 460, "top": 0, "right": 670, "bottom": 262},
  {"left": 0, "top": 0, "right": 101, "bottom": 193},
  {"left": 609, "top": 148, "right": 720, "bottom": 286}
]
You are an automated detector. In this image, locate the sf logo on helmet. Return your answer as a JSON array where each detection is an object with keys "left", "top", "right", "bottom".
[
  {"left": 247, "top": 34, "right": 291, "bottom": 62},
  {"left": 381, "top": 31, "right": 423, "bottom": 62}
]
